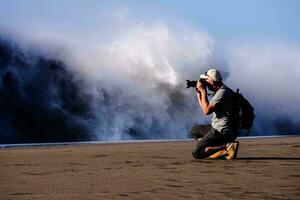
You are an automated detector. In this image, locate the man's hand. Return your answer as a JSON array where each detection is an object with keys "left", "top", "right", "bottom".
[
  {"left": 195, "top": 79, "right": 215, "bottom": 115},
  {"left": 196, "top": 80, "right": 206, "bottom": 93}
]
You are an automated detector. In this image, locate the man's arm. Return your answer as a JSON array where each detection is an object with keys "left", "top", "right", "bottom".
[
  {"left": 196, "top": 81, "right": 216, "bottom": 115},
  {"left": 196, "top": 89, "right": 204, "bottom": 111}
]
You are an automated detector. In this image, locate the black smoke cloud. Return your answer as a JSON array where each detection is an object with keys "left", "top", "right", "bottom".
[
  {"left": 0, "top": 38, "right": 95, "bottom": 143},
  {"left": 0, "top": 36, "right": 206, "bottom": 144}
]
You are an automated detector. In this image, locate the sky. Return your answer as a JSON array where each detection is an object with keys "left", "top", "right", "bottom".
[
  {"left": 154, "top": 0, "right": 300, "bottom": 43},
  {"left": 0, "top": 0, "right": 300, "bottom": 44}
]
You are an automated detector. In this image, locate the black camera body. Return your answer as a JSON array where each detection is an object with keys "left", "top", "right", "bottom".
[{"left": 186, "top": 78, "right": 207, "bottom": 88}]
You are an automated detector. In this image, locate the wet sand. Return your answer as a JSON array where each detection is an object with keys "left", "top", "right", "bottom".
[{"left": 1, "top": 136, "right": 300, "bottom": 200}]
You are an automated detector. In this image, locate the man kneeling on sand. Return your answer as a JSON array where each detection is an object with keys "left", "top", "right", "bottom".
[{"left": 191, "top": 68, "right": 239, "bottom": 160}]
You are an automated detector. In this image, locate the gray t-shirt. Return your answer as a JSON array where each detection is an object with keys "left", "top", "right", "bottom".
[{"left": 210, "top": 85, "right": 235, "bottom": 134}]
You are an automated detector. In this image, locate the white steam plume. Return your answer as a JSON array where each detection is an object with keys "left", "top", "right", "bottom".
[
  {"left": 227, "top": 41, "right": 300, "bottom": 134},
  {"left": 1, "top": 10, "right": 214, "bottom": 140},
  {"left": 1, "top": 4, "right": 299, "bottom": 141}
]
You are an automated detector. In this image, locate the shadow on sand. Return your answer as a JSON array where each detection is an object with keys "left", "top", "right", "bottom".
[{"left": 237, "top": 157, "right": 300, "bottom": 160}]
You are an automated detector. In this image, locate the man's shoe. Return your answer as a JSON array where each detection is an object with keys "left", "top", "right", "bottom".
[
  {"left": 209, "top": 150, "right": 228, "bottom": 159},
  {"left": 226, "top": 141, "right": 239, "bottom": 160}
]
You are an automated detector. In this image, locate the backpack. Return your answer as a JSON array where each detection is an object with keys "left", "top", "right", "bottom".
[{"left": 233, "top": 89, "right": 255, "bottom": 131}]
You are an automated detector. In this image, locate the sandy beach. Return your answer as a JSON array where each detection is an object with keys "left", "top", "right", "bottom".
[{"left": 1, "top": 136, "right": 300, "bottom": 200}]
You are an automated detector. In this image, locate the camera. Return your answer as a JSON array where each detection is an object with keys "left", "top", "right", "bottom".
[{"left": 186, "top": 78, "right": 207, "bottom": 88}]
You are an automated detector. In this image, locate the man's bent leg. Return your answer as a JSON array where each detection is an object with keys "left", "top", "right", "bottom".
[
  {"left": 192, "top": 128, "right": 233, "bottom": 159},
  {"left": 192, "top": 129, "right": 222, "bottom": 159},
  {"left": 190, "top": 125, "right": 210, "bottom": 140}
]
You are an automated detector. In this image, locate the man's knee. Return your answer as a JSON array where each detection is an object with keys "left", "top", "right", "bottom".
[
  {"left": 190, "top": 125, "right": 198, "bottom": 139},
  {"left": 190, "top": 125, "right": 209, "bottom": 139},
  {"left": 192, "top": 149, "right": 206, "bottom": 159}
]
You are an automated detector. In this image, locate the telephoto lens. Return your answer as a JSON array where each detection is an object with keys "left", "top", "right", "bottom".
[
  {"left": 186, "top": 79, "right": 206, "bottom": 88},
  {"left": 186, "top": 80, "right": 197, "bottom": 88}
]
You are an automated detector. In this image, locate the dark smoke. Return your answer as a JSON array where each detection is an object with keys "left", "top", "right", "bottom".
[
  {"left": 0, "top": 37, "right": 95, "bottom": 143},
  {"left": 274, "top": 117, "right": 300, "bottom": 135},
  {"left": 0, "top": 37, "right": 203, "bottom": 144}
]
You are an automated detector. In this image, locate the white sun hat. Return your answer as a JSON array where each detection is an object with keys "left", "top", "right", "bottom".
[{"left": 200, "top": 68, "right": 222, "bottom": 82}]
